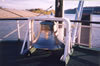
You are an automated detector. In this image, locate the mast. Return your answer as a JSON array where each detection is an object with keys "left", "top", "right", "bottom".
[{"left": 55, "top": 0, "right": 64, "bottom": 18}]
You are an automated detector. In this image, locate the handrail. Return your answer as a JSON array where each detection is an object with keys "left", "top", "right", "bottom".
[
  {"left": 0, "top": 18, "right": 28, "bottom": 20},
  {"left": 30, "top": 17, "right": 68, "bottom": 22},
  {"left": 0, "top": 17, "right": 100, "bottom": 62},
  {"left": 0, "top": 18, "right": 100, "bottom": 24},
  {"left": 70, "top": 20, "right": 100, "bottom": 24}
]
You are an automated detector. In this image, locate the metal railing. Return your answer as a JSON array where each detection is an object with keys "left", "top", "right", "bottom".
[
  {"left": 0, "top": 17, "right": 100, "bottom": 62},
  {"left": 20, "top": 17, "right": 71, "bottom": 62},
  {"left": 70, "top": 20, "right": 100, "bottom": 48},
  {"left": 0, "top": 17, "right": 72, "bottom": 62}
]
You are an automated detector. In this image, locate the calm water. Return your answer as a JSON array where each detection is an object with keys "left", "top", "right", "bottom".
[{"left": 0, "top": 14, "right": 100, "bottom": 48}]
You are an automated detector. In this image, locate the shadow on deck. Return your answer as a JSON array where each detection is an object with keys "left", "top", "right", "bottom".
[{"left": 0, "top": 40, "right": 100, "bottom": 66}]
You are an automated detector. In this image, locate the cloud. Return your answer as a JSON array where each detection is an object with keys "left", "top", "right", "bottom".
[
  {"left": 0, "top": 0, "right": 55, "bottom": 10},
  {"left": 64, "top": 1, "right": 100, "bottom": 10},
  {"left": 0, "top": 0, "right": 100, "bottom": 10}
]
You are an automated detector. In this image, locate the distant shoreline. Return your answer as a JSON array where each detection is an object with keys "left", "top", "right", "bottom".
[
  {"left": 64, "top": 6, "right": 100, "bottom": 14},
  {"left": 27, "top": 8, "right": 55, "bottom": 15}
]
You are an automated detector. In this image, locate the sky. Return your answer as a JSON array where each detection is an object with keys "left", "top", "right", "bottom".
[{"left": 0, "top": 0, "right": 100, "bottom": 10}]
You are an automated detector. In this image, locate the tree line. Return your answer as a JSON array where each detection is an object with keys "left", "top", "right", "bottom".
[{"left": 27, "top": 8, "right": 55, "bottom": 15}]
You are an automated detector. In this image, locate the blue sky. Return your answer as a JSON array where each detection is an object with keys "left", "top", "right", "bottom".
[{"left": 0, "top": 0, "right": 100, "bottom": 10}]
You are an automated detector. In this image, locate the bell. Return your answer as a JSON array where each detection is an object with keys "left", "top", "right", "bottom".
[{"left": 33, "top": 21, "right": 64, "bottom": 50}]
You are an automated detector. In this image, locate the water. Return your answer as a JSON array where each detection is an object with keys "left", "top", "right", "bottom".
[{"left": 0, "top": 20, "right": 28, "bottom": 41}]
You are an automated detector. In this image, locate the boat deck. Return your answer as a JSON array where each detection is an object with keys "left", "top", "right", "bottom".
[{"left": 0, "top": 40, "right": 100, "bottom": 66}]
